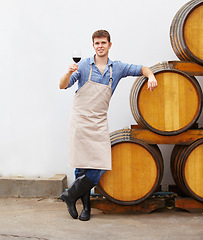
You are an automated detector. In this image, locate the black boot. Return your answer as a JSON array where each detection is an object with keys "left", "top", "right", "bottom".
[
  {"left": 79, "top": 190, "right": 91, "bottom": 221},
  {"left": 60, "top": 175, "right": 95, "bottom": 219}
]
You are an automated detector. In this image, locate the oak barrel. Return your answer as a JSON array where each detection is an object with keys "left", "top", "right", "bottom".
[
  {"left": 97, "top": 129, "right": 164, "bottom": 205},
  {"left": 171, "top": 138, "right": 203, "bottom": 202},
  {"left": 130, "top": 63, "right": 202, "bottom": 135},
  {"left": 170, "top": 0, "right": 203, "bottom": 65}
]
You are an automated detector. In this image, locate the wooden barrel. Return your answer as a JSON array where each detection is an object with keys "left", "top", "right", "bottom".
[
  {"left": 97, "top": 129, "right": 164, "bottom": 205},
  {"left": 130, "top": 63, "right": 202, "bottom": 135},
  {"left": 170, "top": 0, "right": 203, "bottom": 65},
  {"left": 171, "top": 138, "right": 203, "bottom": 202}
]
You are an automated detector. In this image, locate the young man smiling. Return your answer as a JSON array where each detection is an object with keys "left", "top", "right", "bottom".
[{"left": 59, "top": 30, "right": 157, "bottom": 221}]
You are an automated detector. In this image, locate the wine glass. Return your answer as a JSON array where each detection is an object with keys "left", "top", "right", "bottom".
[{"left": 72, "top": 49, "right": 81, "bottom": 73}]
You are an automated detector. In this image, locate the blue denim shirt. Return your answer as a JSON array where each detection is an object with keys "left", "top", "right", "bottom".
[{"left": 67, "top": 56, "right": 142, "bottom": 95}]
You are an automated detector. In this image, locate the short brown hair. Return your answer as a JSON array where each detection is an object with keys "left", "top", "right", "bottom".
[{"left": 92, "top": 30, "right": 111, "bottom": 43}]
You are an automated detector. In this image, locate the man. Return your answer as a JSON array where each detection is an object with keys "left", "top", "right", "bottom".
[{"left": 59, "top": 30, "right": 157, "bottom": 221}]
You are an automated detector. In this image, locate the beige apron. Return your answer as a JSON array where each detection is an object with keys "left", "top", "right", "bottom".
[{"left": 68, "top": 65, "right": 112, "bottom": 170}]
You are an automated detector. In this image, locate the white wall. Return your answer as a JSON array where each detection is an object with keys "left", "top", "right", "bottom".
[{"left": 0, "top": 0, "right": 202, "bottom": 186}]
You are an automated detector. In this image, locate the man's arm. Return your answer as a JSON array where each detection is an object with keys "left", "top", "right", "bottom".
[
  {"left": 141, "top": 66, "right": 157, "bottom": 91},
  {"left": 59, "top": 64, "right": 78, "bottom": 89}
]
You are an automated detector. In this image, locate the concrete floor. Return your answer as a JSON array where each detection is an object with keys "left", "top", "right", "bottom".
[{"left": 0, "top": 197, "right": 202, "bottom": 240}]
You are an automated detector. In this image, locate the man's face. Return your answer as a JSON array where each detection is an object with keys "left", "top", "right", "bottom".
[{"left": 93, "top": 37, "right": 112, "bottom": 57}]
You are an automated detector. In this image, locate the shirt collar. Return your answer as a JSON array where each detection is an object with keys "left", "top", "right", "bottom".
[{"left": 90, "top": 55, "right": 113, "bottom": 66}]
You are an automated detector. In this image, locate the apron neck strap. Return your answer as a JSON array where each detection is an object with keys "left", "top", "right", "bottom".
[
  {"left": 109, "top": 65, "right": 112, "bottom": 87},
  {"left": 88, "top": 66, "right": 93, "bottom": 81}
]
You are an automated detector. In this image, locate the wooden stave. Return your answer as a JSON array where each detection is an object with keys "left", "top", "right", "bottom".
[
  {"left": 171, "top": 145, "right": 189, "bottom": 195},
  {"left": 170, "top": 0, "right": 194, "bottom": 61},
  {"left": 97, "top": 129, "right": 164, "bottom": 205},
  {"left": 171, "top": 138, "right": 203, "bottom": 202},
  {"left": 130, "top": 63, "right": 203, "bottom": 136}
]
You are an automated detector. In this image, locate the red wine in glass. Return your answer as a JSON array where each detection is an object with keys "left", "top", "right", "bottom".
[
  {"left": 73, "top": 57, "right": 81, "bottom": 63},
  {"left": 72, "top": 50, "right": 81, "bottom": 73},
  {"left": 72, "top": 50, "right": 81, "bottom": 63}
]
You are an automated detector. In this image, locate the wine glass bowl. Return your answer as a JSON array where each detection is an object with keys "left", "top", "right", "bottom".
[
  {"left": 72, "top": 49, "right": 81, "bottom": 64},
  {"left": 72, "top": 49, "right": 81, "bottom": 73}
]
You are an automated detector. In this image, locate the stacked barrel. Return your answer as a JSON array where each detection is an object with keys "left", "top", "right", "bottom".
[
  {"left": 170, "top": 0, "right": 203, "bottom": 66},
  {"left": 130, "top": 63, "right": 202, "bottom": 136},
  {"left": 98, "top": 129, "right": 164, "bottom": 205},
  {"left": 97, "top": 0, "right": 203, "bottom": 205}
]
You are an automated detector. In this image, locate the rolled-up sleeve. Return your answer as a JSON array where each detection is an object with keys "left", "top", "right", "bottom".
[
  {"left": 66, "top": 72, "right": 79, "bottom": 89},
  {"left": 116, "top": 61, "right": 142, "bottom": 78}
]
